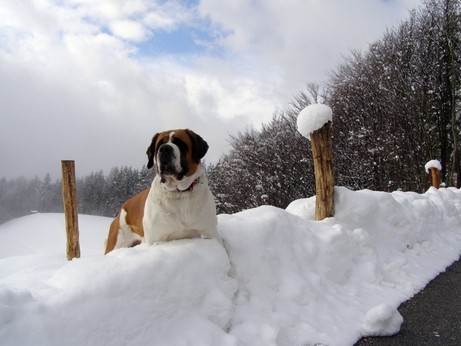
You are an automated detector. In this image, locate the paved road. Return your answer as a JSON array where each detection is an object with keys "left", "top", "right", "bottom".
[{"left": 355, "top": 256, "right": 461, "bottom": 345}]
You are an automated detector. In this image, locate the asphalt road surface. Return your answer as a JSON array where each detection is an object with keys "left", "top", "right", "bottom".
[{"left": 355, "top": 256, "right": 461, "bottom": 345}]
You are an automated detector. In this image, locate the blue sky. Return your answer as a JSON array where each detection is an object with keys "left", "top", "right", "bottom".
[
  {"left": 137, "top": 21, "right": 223, "bottom": 56},
  {"left": 0, "top": 0, "right": 422, "bottom": 179},
  {"left": 143, "top": 29, "right": 203, "bottom": 55}
]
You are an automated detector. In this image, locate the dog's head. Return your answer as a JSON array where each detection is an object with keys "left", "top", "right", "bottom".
[{"left": 146, "top": 129, "right": 209, "bottom": 191}]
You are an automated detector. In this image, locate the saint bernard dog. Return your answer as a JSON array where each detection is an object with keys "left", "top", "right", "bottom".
[{"left": 104, "top": 129, "right": 220, "bottom": 254}]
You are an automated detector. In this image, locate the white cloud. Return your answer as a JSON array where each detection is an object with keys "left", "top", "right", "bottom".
[
  {"left": 0, "top": 0, "right": 423, "bottom": 179},
  {"left": 143, "top": 11, "right": 176, "bottom": 31},
  {"left": 109, "top": 19, "right": 148, "bottom": 41},
  {"left": 143, "top": 1, "right": 193, "bottom": 31},
  {"left": 199, "top": 0, "right": 421, "bottom": 85}
]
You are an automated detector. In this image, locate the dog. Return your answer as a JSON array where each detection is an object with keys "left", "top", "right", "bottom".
[{"left": 104, "top": 129, "right": 219, "bottom": 254}]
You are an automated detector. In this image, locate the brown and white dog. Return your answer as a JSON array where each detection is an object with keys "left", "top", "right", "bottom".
[{"left": 104, "top": 129, "right": 219, "bottom": 254}]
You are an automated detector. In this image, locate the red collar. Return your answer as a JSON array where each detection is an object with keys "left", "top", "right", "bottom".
[{"left": 177, "top": 177, "right": 200, "bottom": 192}]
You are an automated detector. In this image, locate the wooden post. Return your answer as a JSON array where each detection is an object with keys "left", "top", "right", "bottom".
[
  {"left": 425, "top": 160, "right": 442, "bottom": 189},
  {"left": 310, "top": 122, "right": 335, "bottom": 220},
  {"left": 429, "top": 167, "right": 441, "bottom": 188},
  {"left": 61, "top": 160, "right": 80, "bottom": 260},
  {"left": 297, "top": 99, "right": 335, "bottom": 221}
]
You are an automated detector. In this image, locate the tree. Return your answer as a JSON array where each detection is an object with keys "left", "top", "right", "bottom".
[
  {"left": 40, "top": 173, "right": 53, "bottom": 212},
  {"left": 208, "top": 86, "right": 322, "bottom": 213},
  {"left": 80, "top": 170, "right": 106, "bottom": 215},
  {"left": 330, "top": 0, "right": 461, "bottom": 191}
]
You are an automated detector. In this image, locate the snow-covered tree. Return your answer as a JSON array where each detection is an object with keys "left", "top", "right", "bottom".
[
  {"left": 208, "top": 87, "right": 320, "bottom": 213},
  {"left": 330, "top": 0, "right": 461, "bottom": 191}
]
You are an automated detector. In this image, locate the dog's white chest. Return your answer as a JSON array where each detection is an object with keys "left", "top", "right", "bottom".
[{"left": 143, "top": 175, "right": 218, "bottom": 244}]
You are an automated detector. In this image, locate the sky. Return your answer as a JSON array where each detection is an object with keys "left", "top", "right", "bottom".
[{"left": 0, "top": 0, "right": 422, "bottom": 179}]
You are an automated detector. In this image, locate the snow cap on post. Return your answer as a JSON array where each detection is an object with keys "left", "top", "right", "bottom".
[
  {"left": 424, "top": 159, "right": 442, "bottom": 174},
  {"left": 297, "top": 97, "right": 333, "bottom": 140}
]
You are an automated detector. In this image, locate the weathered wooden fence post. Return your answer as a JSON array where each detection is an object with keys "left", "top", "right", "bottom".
[
  {"left": 297, "top": 98, "right": 335, "bottom": 220},
  {"left": 425, "top": 160, "right": 442, "bottom": 189},
  {"left": 61, "top": 160, "right": 81, "bottom": 260}
]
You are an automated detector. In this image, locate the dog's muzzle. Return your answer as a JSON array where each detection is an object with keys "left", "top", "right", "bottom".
[{"left": 158, "top": 144, "right": 183, "bottom": 181}]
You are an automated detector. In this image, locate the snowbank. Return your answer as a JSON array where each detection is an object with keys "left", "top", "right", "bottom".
[
  {"left": 1, "top": 187, "right": 461, "bottom": 345},
  {"left": 0, "top": 240, "right": 236, "bottom": 345}
]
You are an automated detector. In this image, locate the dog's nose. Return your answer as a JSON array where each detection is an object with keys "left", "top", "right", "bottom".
[
  {"left": 159, "top": 144, "right": 173, "bottom": 155},
  {"left": 158, "top": 145, "right": 173, "bottom": 162}
]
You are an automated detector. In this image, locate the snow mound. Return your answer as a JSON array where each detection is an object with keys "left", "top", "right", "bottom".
[
  {"left": 362, "top": 303, "right": 403, "bottom": 337},
  {"left": 1, "top": 187, "right": 461, "bottom": 345},
  {"left": 297, "top": 102, "right": 333, "bottom": 139},
  {"left": 285, "top": 195, "right": 316, "bottom": 220},
  {"left": 1, "top": 240, "right": 237, "bottom": 345}
]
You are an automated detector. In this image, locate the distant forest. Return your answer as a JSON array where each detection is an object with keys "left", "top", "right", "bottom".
[
  {"left": 1, "top": 0, "right": 459, "bottom": 223},
  {"left": 0, "top": 166, "right": 153, "bottom": 224}
]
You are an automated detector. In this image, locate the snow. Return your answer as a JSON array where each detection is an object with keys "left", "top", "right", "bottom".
[
  {"left": 361, "top": 303, "right": 403, "bottom": 337},
  {"left": 1, "top": 187, "right": 461, "bottom": 345},
  {"left": 425, "top": 159, "right": 442, "bottom": 173},
  {"left": 0, "top": 213, "right": 110, "bottom": 258},
  {"left": 296, "top": 102, "right": 333, "bottom": 139}
]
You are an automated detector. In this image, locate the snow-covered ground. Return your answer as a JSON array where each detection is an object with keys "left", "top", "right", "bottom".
[{"left": 1, "top": 187, "right": 461, "bottom": 346}]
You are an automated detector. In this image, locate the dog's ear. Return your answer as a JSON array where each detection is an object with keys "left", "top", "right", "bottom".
[
  {"left": 186, "top": 129, "right": 209, "bottom": 163},
  {"left": 146, "top": 133, "right": 160, "bottom": 169}
]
